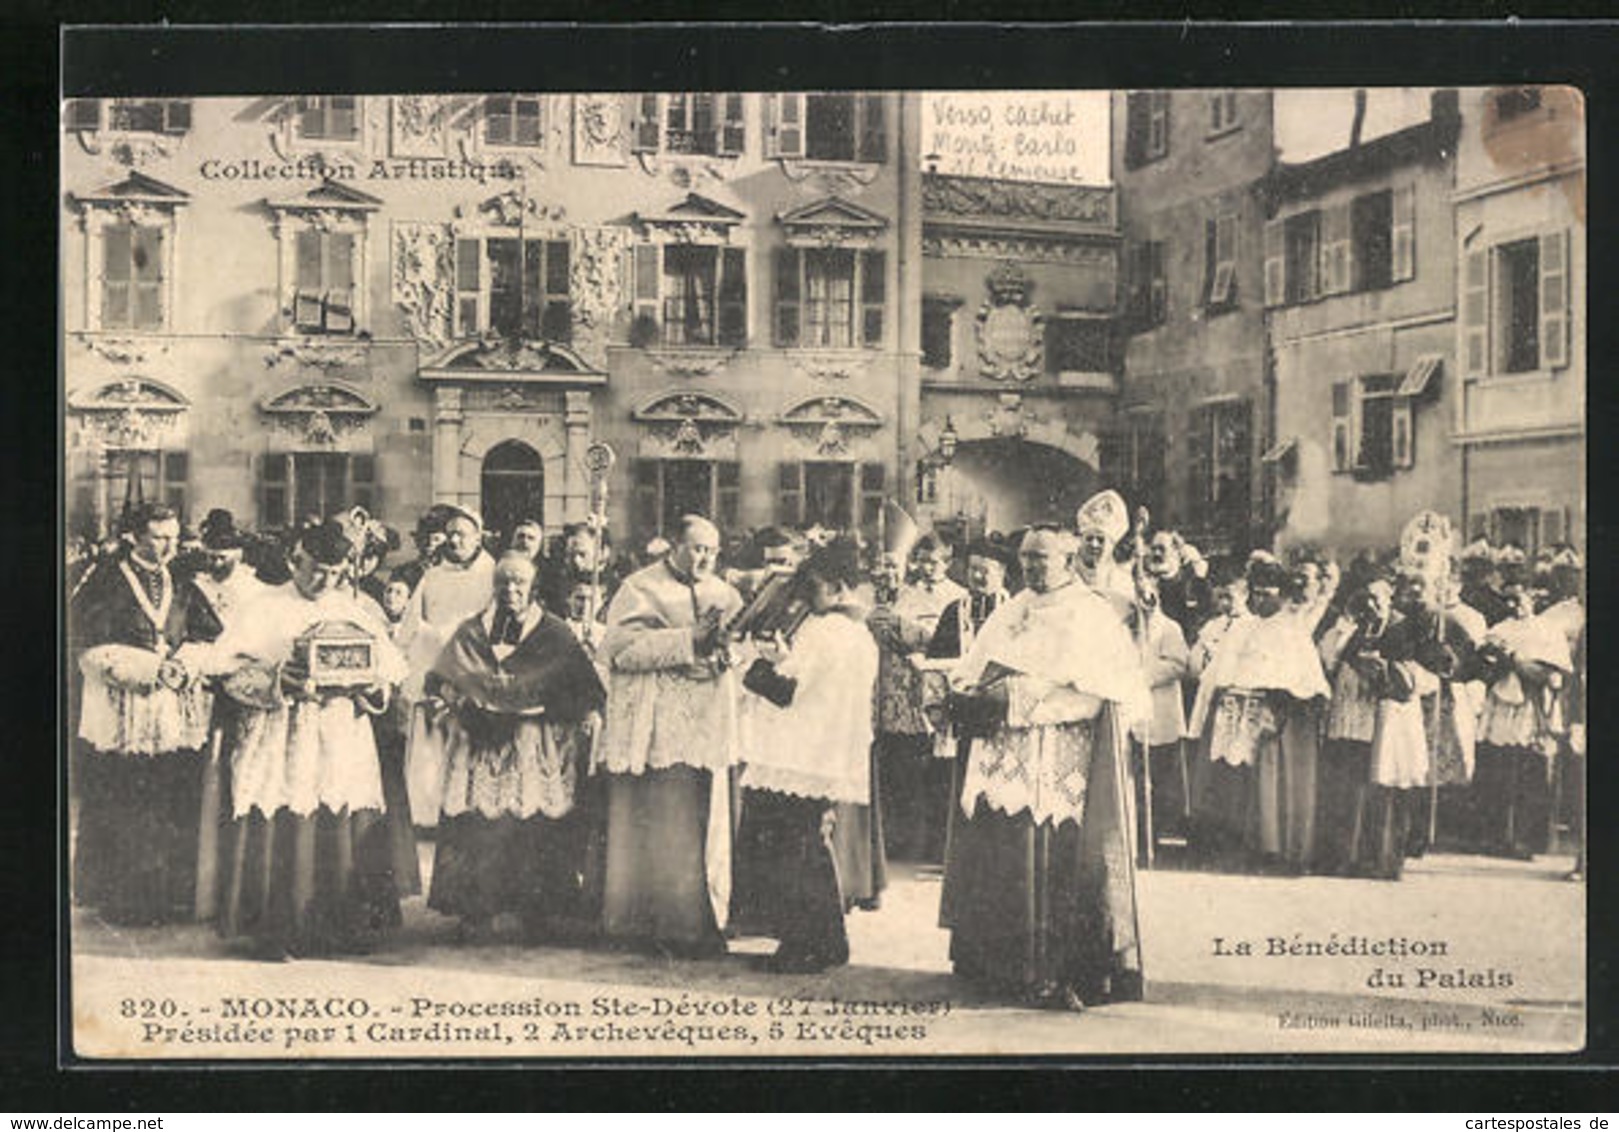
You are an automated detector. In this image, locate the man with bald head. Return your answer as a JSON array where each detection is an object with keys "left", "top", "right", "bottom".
[
  {"left": 940, "top": 525, "right": 1149, "bottom": 1011},
  {"left": 596, "top": 515, "right": 744, "bottom": 958}
]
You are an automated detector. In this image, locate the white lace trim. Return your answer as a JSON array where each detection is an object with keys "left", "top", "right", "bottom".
[
  {"left": 228, "top": 699, "right": 386, "bottom": 819},
  {"left": 1207, "top": 689, "right": 1278, "bottom": 768},
  {"left": 959, "top": 720, "right": 1094, "bottom": 829},
  {"left": 595, "top": 668, "right": 738, "bottom": 775},
  {"left": 438, "top": 717, "right": 586, "bottom": 821},
  {"left": 741, "top": 762, "right": 867, "bottom": 806},
  {"left": 77, "top": 650, "right": 211, "bottom": 755}
]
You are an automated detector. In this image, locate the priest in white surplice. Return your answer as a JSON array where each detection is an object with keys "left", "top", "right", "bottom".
[
  {"left": 940, "top": 526, "right": 1150, "bottom": 1011},
  {"left": 595, "top": 515, "right": 743, "bottom": 958}
]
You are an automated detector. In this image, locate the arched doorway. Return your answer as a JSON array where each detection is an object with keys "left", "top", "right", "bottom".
[
  {"left": 937, "top": 437, "right": 1098, "bottom": 538},
  {"left": 480, "top": 440, "right": 545, "bottom": 544}
]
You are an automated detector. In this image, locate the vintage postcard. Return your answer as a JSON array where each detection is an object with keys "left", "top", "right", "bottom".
[{"left": 62, "top": 58, "right": 1586, "bottom": 1059}]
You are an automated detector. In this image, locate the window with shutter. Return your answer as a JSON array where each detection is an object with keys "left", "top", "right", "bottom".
[
  {"left": 1463, "top": 248, "right": 1489, "bottom": 379},
  {"left": 1539, "top": 506, "right": 1568, "bottom": 550},
  {"left": 455, "top": 238, "right": 482, "bottom": 338},
  {"left": 1391, "top": 185, "right": 1416, "bottom": 282},
  {"left": 1330, "top": 382, "right": 1353, "bottom": 472},
  {"left": 1320, "top": 201, "right": 1352, "bottom": 296},
  {"left": 65, "top": 99, "right": 101, "bottom": 130},
  {"left": 719, "top": 94, "right": 746, "bottom": 156},
  {"left": 484, "top": 96, "right": 543, "bottom": 148},
  {"left": 1123, "top": 93, "right": 1150, "bottom": 170},
  {"left": 292, "top": 228, "right": 356, "bottom": 334},
  {"left": 719, "top": 247, "right": 748, "bottom": 347},
  {"left": 859, "top": 94, "right": 887, "bottom": 163},
  {"left": 1263, "top": 219, "right": 1285, "bottom": 308},
  {"left": 717, "top": 461, "right": 742, "bottom": 531},
  {"left": 297, "top": 96, "right": 358, "bottom": 142},
  {"left": 859, "top": 462, "right": 886, "bottom": 530},
  {"left": 768, "top": 93, "right": 806, "bottom": 159},
  {"left": 1146, "top": 241, "right": 1168, "bottom": 327},
  {"left": 634, "top": 460, "right": 661, "bottom": 536},
  {"left": 632, "top": 243, "right": 661, "bottom": 331},
  {"left": 921, "top": 298, "right": 954, "bottom": 369},
  {"left": 161, "top": 451, "right": 189, "bottom": 517},
  {"left": 1391, "top": 396, "right": 1414, "bottom": 469},
  {"left": 774, "top": 247, "right": 801, "bottom": 346},
  {"left": 1284, "top": 212, "right": 1320, "bottom": 305},
  {"left": 1146, "top": 92, "right": 1170, "bottom": 161},
  {"left": 778, "top": 462, "right": 805, "bottom": 526},
  {"left": 261, "top": 453, "right": 291, "bottom": 529},
  {"left": 1353, "top": 375, "right": 1398, "bottom": 477},
  {"left": 632, "top": 93, "right": 662, "bottom": 152},
  {"left": 1498, "top": 237, "right": 1541, "bottom": 374},
  {"left": 102, "top": 224, "right": 166, "bottom": 331},
  {"left": 860, "top": 249, "right": 885, "bottom": 347},
  {"left": 1350, "top": 189, "right": 1392, "bottom": 291},
  {"left": 1539, "top": 229, "right": 1569, "bottom": 369},
  {"left": 1207, "top": 214, "right": 1238, "bottom": 308}
]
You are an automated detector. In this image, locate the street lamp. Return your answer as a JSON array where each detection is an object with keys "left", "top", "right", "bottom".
[{"left": 938, "top": 415, "right": 958, "bottom": 466}]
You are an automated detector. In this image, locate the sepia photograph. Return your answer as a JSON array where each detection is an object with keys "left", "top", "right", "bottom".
[{"left": 59, "top": 60, "right": 1587, "bottom": 1060}]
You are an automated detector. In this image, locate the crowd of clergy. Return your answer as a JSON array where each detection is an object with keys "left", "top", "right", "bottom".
[{"left": 67, "top": 486, "right": 1584, "bottom": 1013}]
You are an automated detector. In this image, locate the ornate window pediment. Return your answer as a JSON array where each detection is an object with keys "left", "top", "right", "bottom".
[
  {"left": 633, "top": 391, "right": 744, "bottom": 460},
  {"left": 778, "top": 393, "right": 884, "bottom": 428},
  {"left": 632, "top": 390, "right": 745, "bottom": 425},
  {"left": 267, "top": 180, "right": 383, "bottom": 215},
  {"left": 71, "top": 173, "right": 188, "bottom": 333},
  {"left": 634, "top": 191, "right": 747, "bottom": 244},
  {"left": 778, "top": 195, "right": 889, "bottom": 249},
  {"left": 419, "top": 337, "right": 606, "bottom": 385},
  {"left": 777, "top": 394, "right": 884, "bottom": 457},
  {"left": 260, "top": 381, "right": 379, "bottom": 447},
  {"left": 68, "top": 377, "right": 190, "bottom": 448},
  {"left": 71, "top": 170, "right": 191, "bottom": 212}
]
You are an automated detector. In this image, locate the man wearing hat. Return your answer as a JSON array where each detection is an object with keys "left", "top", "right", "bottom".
[
  {"left": 399, "top": 505, "right": 497, "bottom": 827},
  {"left": 393, "top": 504, "right": 457, "bottom": 596},
  {"left": 188, "top": 510, "right": 270, "bottom": 632},
  {"left": 1074, "top": 490, "right": 1136, "bottom": 620},
  {"left": 201, "top": 519, "right": 408, "bottom": 958}
]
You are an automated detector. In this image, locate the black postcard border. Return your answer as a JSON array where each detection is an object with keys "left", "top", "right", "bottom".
[{"left": 13, "top": 15, "right": 1617, "bottom": 1112}]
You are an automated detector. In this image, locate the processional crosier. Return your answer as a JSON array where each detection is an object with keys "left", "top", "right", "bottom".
[
  {"left": 1399, "top": 509, "right": 1454, "bottom": 847},
  {"left": 582, "top": 441, "right": 617, "bottom": 650}
]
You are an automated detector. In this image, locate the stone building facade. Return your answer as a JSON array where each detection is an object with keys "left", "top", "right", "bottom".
[
  {"left": 63, "top": 93, "right": 936, "bottom": 551},
  {"left": 1109, "top": 88, "right": 1275, "bottom": 557},
  {"left": 1263, "top": 91, "right": 1463, "bottom": 555},
  {"left": 1451, "top": 86, "right": 1585, "bottom": 554}
]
